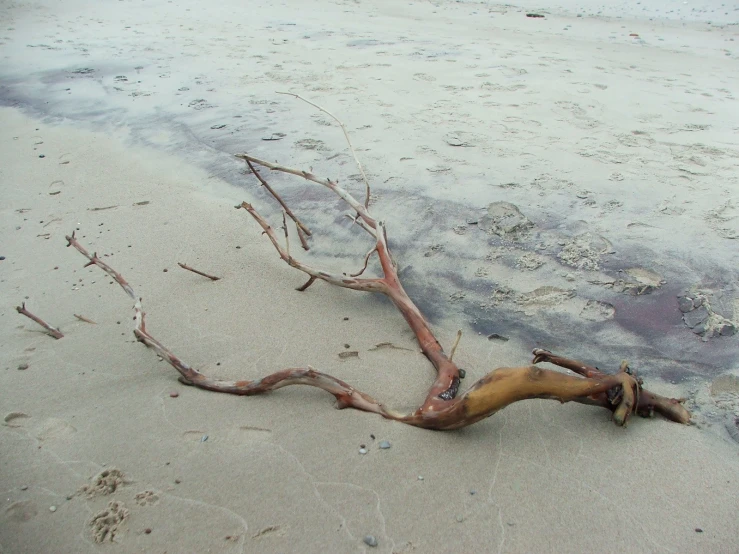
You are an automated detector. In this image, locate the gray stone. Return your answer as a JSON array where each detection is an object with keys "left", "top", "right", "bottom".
[
  {"left": 677, "top": 296, "right": 694, "bottom": 313},
  {"left": 363, "top": 535, "right": 378, "bottom": 547},
  {"left": 683, "top": 305, "right": 709, "bottom": 329}
]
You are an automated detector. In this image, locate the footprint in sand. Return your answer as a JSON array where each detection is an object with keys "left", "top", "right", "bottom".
[
  {"left": 3, "top": 412, "right": 31, "bottom": 428},
  {"left": 89, "top": 500, "right": 129, "bottom": 543},
  {"left": 134, "top": 490, "right": 160, "bottom": 506},
  {"left": 80, "top": 468, "right": 128, "bottom": 498},
  {"left": 35, "top": 418, "right": 76, "bottom": 441},
  {"left": 4, "top": 500, "right": 38, "bottom": 523},
  {"left": 3, "top": 413, "right": 76, "bottom": 440},
  {"left": 580, "top": 300, "right": 616, "bottom": 322}
]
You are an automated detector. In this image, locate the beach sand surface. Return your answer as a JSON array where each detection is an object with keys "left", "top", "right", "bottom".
[{"left": 1, "top": 0, "right": 739, "bottom": 552}]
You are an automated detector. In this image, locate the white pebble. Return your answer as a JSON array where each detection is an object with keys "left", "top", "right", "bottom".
[
  {"left": 359, "top": 448, "right": 367, "bottom": 455},
  {"left": 49, "top": 506, "right": 57, "bottom": 512}
]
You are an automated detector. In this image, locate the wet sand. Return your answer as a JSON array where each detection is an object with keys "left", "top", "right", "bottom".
[{"left": 1, "top": 0, "right": 739, "bottom": 552}]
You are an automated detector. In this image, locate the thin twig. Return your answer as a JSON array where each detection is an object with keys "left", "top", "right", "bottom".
[
  {"left": 74, "top": 314, "right": 97, "bottom": 324},
  {"left": 16, "top": 302, "right": 64, "bottom": 339},
  {"left": 177, "top": 263, "right": 221, "bottom": 281},
  {"left": 277, "top": 91, "right": 372, "bottom": 209},
  {"left": 296, "top": 276, "right": 316, "bottom": 292},
  {"left": 282, "top": 212, "right": 290, "bottom": 260},
  {"left": 236, "top": 154, "right": 376, "bottom": 236},
  {"left": 349, "top": 247, "right": 377, "bottom": 277},
  {"left": 236, "top": 202, "right": 386, "bottom": 293},
  {"left": 449, "top": 330, "right": 462, "bottom": 362},
  {"left": 244, "top": 158, "right": 311, "bottom": 250}
]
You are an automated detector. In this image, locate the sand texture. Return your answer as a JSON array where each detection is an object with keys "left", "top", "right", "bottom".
[{"left": 1, "top": 0, "right": 739, "bottom": 552}]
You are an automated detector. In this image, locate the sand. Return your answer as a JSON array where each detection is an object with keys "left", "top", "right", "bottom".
[{"left": 1, "top": 0, "right": 739, "bottom": 552}]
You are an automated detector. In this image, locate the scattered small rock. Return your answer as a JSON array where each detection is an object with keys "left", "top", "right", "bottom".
[
  {"left": 526, "top": 13, "right": 545, "bottom": 18},
  {"left": 17, "top": 363, "right": 29, "bottom": 370},
  {"left": 21, "top": 485, "right": 28, "bottom": 491},
  {"left": 145, "top": 528, "right": 152, "bottom": 534},
  {"left": 363, "top": 535, "right": 378, "bottom": 547},
  {"left": 487, "top": 333, "right": 509, "bottom": 342},
  {"left": 695, "top": 528, "right": 703, "bottom": 533},
  {"left": 359, "top": 448, "right": 367, "bottom": 455},
  {"left": 417, "top": 475, "right": 424, "bottom": 480},
  {"left": 200, "top": 435, "right": 208, "bottom": 442},
  {"left": 378, "top": 440, "right": 391, "bottom": 449},
  {"left": 49, "top": 506, "right": 57, "bottom": 512},
  {"left": 39, "top": 154, "right": 45, "bottom": 158}
]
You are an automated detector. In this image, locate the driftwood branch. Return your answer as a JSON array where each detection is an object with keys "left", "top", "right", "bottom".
[
  {"left": 244, "top": 158, "right": 311, "bottom": 250},
  {"left": 276, "top": 91, "right": 372, "bottom": 209},
  {"left": 62, "top": 97, "right": 691, "bottom": 431},
  {"left": 177, "top": 263, "right": 221, "bottom": 281},
  {"left": 16, "top": 302, "right": 64, "bottom": 339}
]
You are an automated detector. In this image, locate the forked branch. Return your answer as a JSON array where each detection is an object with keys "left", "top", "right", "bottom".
[{"left": 61, "top": 96, "right": 690, "bottom": 431}]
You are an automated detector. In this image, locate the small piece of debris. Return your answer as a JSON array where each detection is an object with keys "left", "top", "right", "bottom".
[
  {"left": 526, "top": 13, "right": 545, "bottom": 18},
  {"left": 417, "top": 475, "right": 424, "bottom": 481},
  {"left": 378, "top": 440, "right": 391, "bottom": 449},
  {"left": 145, "top": 528, "right": 152, "bottom": 534},
  {"left": 487, "top": 333, "right": 509, "bottom": 342},
  {"left": 359, "top": 448, "right": 368, "bottom": 455},
  {"left": 338, "top": 351, "right": 359, "bottom": 359},
  {"left": 21, "top": 485, "right": 28, "bottom": 491},
  {"left": 17, "top": 363, "right": 29, "bottom": 370},
  {"left": 695, "top": 528, "right": 703, "bottom": 533},
  {"left": 200, "top": 435, "right": 208, "bottom": 442},
  {"left": 49, "top": 506, "right": 57, "bottom": 512},
  {"left": 39, "top": 154, "right": 45, "bottom": 158},
  {"left": 363, "top": 535, "right": 378, "bottom": 547}
]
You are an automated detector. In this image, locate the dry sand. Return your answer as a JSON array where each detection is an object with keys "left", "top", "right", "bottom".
[{"left": 1, "top": 0, "right": 739, "bottom": 552}]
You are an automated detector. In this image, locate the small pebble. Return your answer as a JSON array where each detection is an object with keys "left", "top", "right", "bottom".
[
  {"left": 169, "top": 392, "right": 179, "bottom": 398},
  {"left": 378, "top": 440, "right": 391, "bottom": 449},
  {"left": 39, "top": 154, "right": 45, "bottom": 158},
  {"left": 456, "top": 514, "right": 464, "bottom": 523},
  {"left": 695, "top": 528, "right": 703, "bottom": 533},
  {"left": 174, "top": 479, "right": 181, "bottom": 484},
  {"left": 17, "top": 363, "right": 29, "bottom": 370},
  {"left": 201, "top": 435, "right": 208, "bottom": 442},
  {"left": 0, "top": 256, "right": 5, "bottom": 260},
  {"left": 417, "top": 475, "right": 424, "bottom": 481},
  {"left": 470, "top": 490, "right": 476, "bottom": 495},
  {"left": 145, "top": 528, "right": 152, "bottom": 534},
  {"left": 49, "top": 506, "right": 57, "bottom": 512},
  {"left": 358, "top": 448, "right": 367, "bottom": 455},
  {"left": 363, "top": 535, "right": 378, "bottom": 547},
  {"left": 21, "top": 485, "right": 28, "bottom": 491}
]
